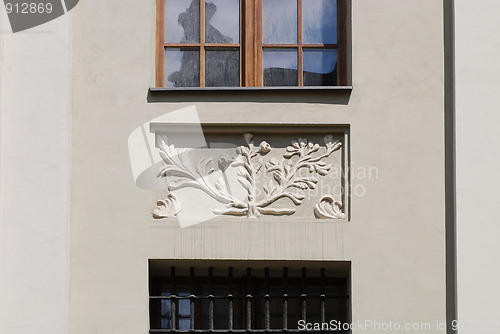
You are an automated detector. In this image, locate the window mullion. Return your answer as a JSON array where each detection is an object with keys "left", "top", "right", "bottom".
[
  {"left": 338, "top": 0, "right": 347, "bottom": 85},
  {"left": 239, "top": 0, "right": 243, "bottom": 86},
  {"left": 256, "top": 0, "right": 263, "bottom": 86},
  {"left": 244, "top": 0, "right": 257, "bottom": 86},
  {"left": 200, "top": 0, "right": 206, "bottom": 87},
  {"left": 297, "top": 0, "right": 303, "bottom": 86},
  {"left": 155, "top": 0, "right": 165, "bottom": 87}
]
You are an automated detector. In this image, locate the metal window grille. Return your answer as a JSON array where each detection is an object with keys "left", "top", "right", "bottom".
[{"left": 149, "top": 266, "right": 349, "bottom": 333}]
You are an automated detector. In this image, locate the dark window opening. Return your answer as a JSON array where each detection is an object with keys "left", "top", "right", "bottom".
[{"left": 149, "top": 265, "right": 350, "bottom": 332}]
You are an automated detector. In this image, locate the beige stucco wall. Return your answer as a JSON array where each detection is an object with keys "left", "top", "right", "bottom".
[
  {"left": 69, "top": 0, "right": 446, "bottom": 333},
  {"left": 0, "top": 12, "right": 71, "bottom": 334},
  {"left": 456, "top": 1, "right": 500, "bottom": 333}
]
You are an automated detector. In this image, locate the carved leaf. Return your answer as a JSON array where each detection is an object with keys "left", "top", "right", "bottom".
[
  {"left": 291, "top": 177, "right": 318, "bottom": 190},
  {"left": 214, "top": 177, "right": 227, "bottom": 192},
  {"left": 257, "top": 207, "right": 296, "bottom": 215},
  {"left": 314, "top": 195, "right": 346, "bottom": 219},
  {"left": 152, "top": 193, "right": 181, "bottom": 219}
]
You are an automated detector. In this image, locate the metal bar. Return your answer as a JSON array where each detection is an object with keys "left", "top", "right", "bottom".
[
  {"left": 320, "top": 268, "right": 325, "bottom": 324},
  {"left": 171, "top": 267, "right": 176, "bottom": 330},
  {"left": 246, "top": 267, "right": 252, "bottom": 330},
  {"left": 190, "top": 267, "right": 195, "bottom": 330},
  {"left": 228, "top": 267, "right": 234, "bottom": 331},
  {"left": 150, "top": 329, "right": 350, "bottom": 333},
  {"left": 264, "top": 268, "right": 270, "bottom": 331},
  {"left": 209, "top": 267, "right": 214, "bottom": 331},
  {"left": 283, "top": 267, "right": 288, "bottom": 330},
  {"left": 151, "top": 294, "right": 348, "bottom": 300},
  {"left": 301, "top": 267, "right": 306, "bottom": 322}
]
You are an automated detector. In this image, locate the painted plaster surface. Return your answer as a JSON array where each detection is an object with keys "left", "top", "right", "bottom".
[{"left": 69, "top": 0, "right": 446, "bottom": 333}]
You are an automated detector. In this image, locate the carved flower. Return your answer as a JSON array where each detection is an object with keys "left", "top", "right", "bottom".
[
  {"left": 258, "top": 141, "right": 271, "bottom": 153},
  {"left": 218, "top": 154, "right": 233, "bottom": 170},
  {"left": 243, "top": 133, "right": 254, "bottom": 145},
  {"left": 324, "top": 134, "right": 334, "bottom": 144},
  {"left": 285, "top": 138, "right": 319, "bottom": 157}
]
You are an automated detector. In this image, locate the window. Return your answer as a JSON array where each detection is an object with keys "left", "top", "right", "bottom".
[
  {"left": 149, "top": 264, "right": 350, "bottom": 332},
  {"left": 155, "top": 0, "right": 347, "bottom": 87}
]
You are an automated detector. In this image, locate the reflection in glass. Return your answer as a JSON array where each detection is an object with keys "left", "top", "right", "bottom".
[
  {"left": 302, "top": 0, "right": 337, "bottom": 44},
  {"left": 263, "top": 0, "right": 297, "bottom": 44},
  {"left": 160, "top": 291, "right": 172, "bottom": 329},
  {"left": 165, "top": 0, "right": 200, "bottom": 43},
  {"left": 205, "top": 0, "right": 239, "bottom": 43},
  {"left": 165, "top": 49, "right": 200, "bottom": 87},
  {"left": 263, "top": 49, "right": 298, "bottom": 86},
  {"left": 205, "top": 49, "right": 239, "bottom": 87},
  {"left": 303, "top": 49, "right": 337, "bottom": 86},
  {"left": 178, "top": 292, "right": 191, "bottom": 330}
]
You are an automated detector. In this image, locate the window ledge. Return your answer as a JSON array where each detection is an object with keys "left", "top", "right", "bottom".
[
  {"left": 148, "top": 86, "right": 352, "bottom": 104},
  {"left": 150, "top": 86, "right": 353, "bottom": 92}
]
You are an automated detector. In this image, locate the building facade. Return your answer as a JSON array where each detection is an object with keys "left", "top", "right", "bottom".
[{"left": 1, "top": 0, "right": 498, "bottom": 333}]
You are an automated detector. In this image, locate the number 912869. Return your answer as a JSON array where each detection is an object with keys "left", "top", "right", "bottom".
[{"left": 5, "top": 2, "right": 53, "bottom": 14}]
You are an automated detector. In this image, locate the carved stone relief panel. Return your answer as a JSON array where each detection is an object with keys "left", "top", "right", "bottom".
[{"left": 150, "top": 124, "right": 349, "bottom": 223}]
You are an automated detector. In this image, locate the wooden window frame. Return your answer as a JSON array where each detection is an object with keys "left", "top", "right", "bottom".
[{"left": 155, "top": 0, "right": 347, "bottom": 88}]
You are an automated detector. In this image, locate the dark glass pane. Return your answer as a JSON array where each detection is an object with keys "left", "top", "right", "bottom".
[
  {"left": 263, "top": 49, "right": 298, "bottom": 86},
  {"left": 178, "top": 318, "right": 190, "bottom": 330},
  {"left": 165, "top": 0, "right": 200, "bottom": 43},
  {"left": 325, "top": 286, "right": 345, "bottom": 322},
  {"left": 263, "top": 0, "right": 297, "bottom": 44},
  {"left": 303, "top": 49, "right": 337, "bottom": 86},
  {"left": 205, "top": 0, "right": 239, "bottom": 43},
  {"left": 302, "top": 0, "right": 337, "bottom": 44},
  {"left": 205, "top": 49, "right": 239, "bottom": 87},
  {"left": 287, "top": 297, "right": 301, "bottom": 329},
  {"left": 178, "top": 292, "right": 190, "bottom": 316},
  {"left": 306, "top": 288, "right": 321, "bottom": 324},
  {"left": 214, "top": 298, "right": 228, "bottom": 329},
  {"left": 160, "top": 292, "right": 172, "bottom": 329},
  {"left": 165, "top": 48, "right": 200, "bottom": 87}
]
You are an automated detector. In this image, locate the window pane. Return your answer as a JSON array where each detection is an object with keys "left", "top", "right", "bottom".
[
  {"left": 178, "top": 318, "right": 190, "bottom": 330},
  {"left": 303, "top": 49, "right": 337, "bottom": 86},
  {"left": 205, "top": 49, "right": 239, "bottom": 87},
  {"left": 205, "top": 0, "right": 239, "bottom": 43},
  {"left": 165, "top": 48, "right": 200, "bottom": 87},
  {"left": 263, "top": 49, "right": 298, "bottom": 86},
  {"left": 165, "top": 0, "right": 200, "bottom": 43},
  {"left": 302, "top": 0, "right": 337, "bottom": 44},
  {"left": 160, "top": 291, "right": 172, "bottom": 329},
  {"left": 178, "top": 292, "right": 190, "bottom": 316},
  {"left": 263, "top": 0, "right": 297, "bottom": 44}
]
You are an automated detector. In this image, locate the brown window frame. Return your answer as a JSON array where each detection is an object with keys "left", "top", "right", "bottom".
[{"left": 155, "top": 0, "right": 347, "bottom": 88}]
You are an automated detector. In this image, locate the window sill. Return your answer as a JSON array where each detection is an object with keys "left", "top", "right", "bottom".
[
  {"left": 150, "top": 86, "right": 352, "bottom": 92},
  {"left": 148, "top": 86, "right": 352, "bottom": 104}
]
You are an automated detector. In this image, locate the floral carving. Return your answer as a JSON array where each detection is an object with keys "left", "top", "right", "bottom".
[
  {"left": 156, "top": 133, "right": 343, "bottom": 219},
  {"left": 152, "top": 193, "right": 181, "bottom": 219},
  {"left": 314, "top": 195, "right": 346, "bottom": 219}
]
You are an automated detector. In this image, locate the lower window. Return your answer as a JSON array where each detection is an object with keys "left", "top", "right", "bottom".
[{"left": 149, "top": 261, "right": 350, "bottom": 332}]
